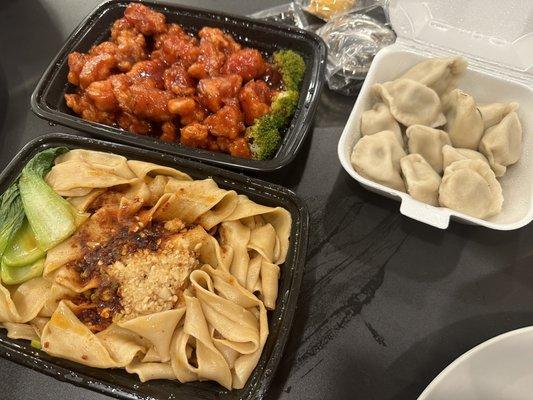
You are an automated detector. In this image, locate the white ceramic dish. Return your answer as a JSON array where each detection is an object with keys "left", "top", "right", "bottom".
[
  {"left": 418, "top": 326, "right": 533, "bottom": 400},
  {"left": 338, "top": 0, "right": 533, "bottom": 230}
]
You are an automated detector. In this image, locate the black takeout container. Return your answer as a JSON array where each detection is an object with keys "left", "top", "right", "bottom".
[
  {"left": 31, "top": 0, "right": 327, "bottom": 172},
  {"left": 0, "top": 133, "right": 309, "bottom": 400}
]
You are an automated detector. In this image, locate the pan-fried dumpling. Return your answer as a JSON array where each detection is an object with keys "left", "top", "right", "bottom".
[
  {"left": 439, "top": 159, "right": 503, "bottom": 219},
  {"left": 360, "top": 103, "right": 403, "bottom": 144},
  {"left": 351, "top": 130, "right": 406, "bottom": 192},
  {"left": 406, "top": 125, "right": 451, "bottom": 174},
  {"left": 479, "top": 111, "right": 522, "bottom": 177},
  {"left": 442, "top": 145, "right": 488, "bottom": 171},
  {"left": 444, "top": 89, "right": 484, "bottom": 150},
  {"left": 372, "top": 79, "right": 446, "bottom": 128},
  {"left": 400, "top": 56, "right": 467, "bottom": 97},
  {"left": 478, "top": 102, "right": 519, "bottom": 130},
  {"left": 400, "top": 154, "right": 441, "bottom": 206}
]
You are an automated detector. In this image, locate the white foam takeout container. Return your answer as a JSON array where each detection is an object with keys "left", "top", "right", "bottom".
[{"left": 337, "top": 0, "right": 533, "bottom": 230}]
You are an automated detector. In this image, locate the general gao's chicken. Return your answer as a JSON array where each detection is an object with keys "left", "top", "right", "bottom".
[{"left": 65, "top": 3, "right": 305, "bottom": 159}]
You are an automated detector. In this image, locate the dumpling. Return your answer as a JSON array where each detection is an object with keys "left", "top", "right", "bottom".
[
  {"left": 479, "top": 111, "right": 522, "bottom": 177},
  {"left": 351, "top": 130, "right": 406, "bottom": 192},
  {"left": 478, "top": 102, "right": 519, "bottom": 130},
  {"left": 372, "top": 79, "right": 446, "bottom": 128},
  {"left": 442, "top": 145, "right": 488, "bottom": 171},
  {"left": 444, "top": 89, "right": 484, "bottom": 150},
  {"left": 406, "top": 125, "right": 451, "bottom": 174},
  {"left": 400, "top": 56, "right": 467, "bottom": 97},
  {"left": 360, "top": 103, "right": 403, "bottom": 144},
  {"left": 400, "top": 154, "right": 441, "bottom": 206},
  {"left": 439, "top": 159, "right": 503, "bottom": 219}
]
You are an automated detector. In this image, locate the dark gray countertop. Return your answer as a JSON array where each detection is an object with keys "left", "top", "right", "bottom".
[{"left": 1, "top": 1, "right": 533, "bottom": 399}]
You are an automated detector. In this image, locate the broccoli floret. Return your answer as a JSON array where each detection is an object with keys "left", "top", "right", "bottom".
[
  {"left": 247, "top": 91, "right": 300, "bottom": 160},
  {"left": 273, "top": 50, "right": 306, "bottom": 91},
  {"left": 271, "top": 90, "right": 299, "bottom": 125},
  {"left": 245, "top": 51, "right": 304, "bottom": 160},
  {"left": 246, "top": 115, "right": 282, "bottom": 160}
]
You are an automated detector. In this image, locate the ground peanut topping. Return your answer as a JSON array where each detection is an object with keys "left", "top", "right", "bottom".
[{"left": 107, "top": 235, "right": 199, "bottom": 321}]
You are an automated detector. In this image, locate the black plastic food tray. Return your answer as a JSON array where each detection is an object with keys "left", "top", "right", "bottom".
[
  {"left": 31, "top": 0, "right": 327, "bottom": 172},
  {"left": 0, "top": 133, "right": 309, "bottom": 400}
]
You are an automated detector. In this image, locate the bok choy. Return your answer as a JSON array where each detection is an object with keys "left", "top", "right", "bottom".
[
  {"left": 2, "top": 219, "right": 45, "bottom": 267},
  {"left": 0, "top": 184, "right": 25, "bottom": 258},
  {"left": 19, "top": 147, "right": 76, "bottom": 251},
  {"left": 0, "top": 147, "right": 83, "bottom": 286}
]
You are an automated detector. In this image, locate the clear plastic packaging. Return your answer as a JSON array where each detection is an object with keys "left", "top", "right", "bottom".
[
  {"left": 251, "top": 2, "right": 395, "bottom": 95},
  {"left": 316, "top": 10, "right": 396, "bottom": 95},
  {"left": 295, "top": 0, "right": 384, "bottom": 21},
  {"left": 249, "top": 3, "right": 307, "bottom": 28}
]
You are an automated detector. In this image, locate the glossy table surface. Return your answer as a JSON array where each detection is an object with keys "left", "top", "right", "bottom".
[{"left": 1, "top": 1, "right": 533, "bottom": 399}]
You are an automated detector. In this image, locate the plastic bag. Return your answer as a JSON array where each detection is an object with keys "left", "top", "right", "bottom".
[
  {"left": 249, "top": 3, "right": 307, "bottom": 28},
  {"left": 316, "top": 9, "right": 395, "bottom": 95}
]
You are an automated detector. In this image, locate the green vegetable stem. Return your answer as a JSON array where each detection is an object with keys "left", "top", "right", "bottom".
[{"left": 0, "top": 184, "right": 25, "bottom": 259}]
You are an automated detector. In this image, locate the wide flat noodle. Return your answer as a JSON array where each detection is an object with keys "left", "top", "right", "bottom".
[
  {"left": 0, "top": 278, "right": 51, "bottom": 323},
  {"left": 225, "top": 195, "right": 292, "bottom": 264},
  {"left": 127, "top": 160, "right": 192, "bottom": 181},
  {"left": 41, "top": 301, "right": 121, "bottom": 368},
  {"left": 1, "top": 322, "right": 39, "bottom": 340},
  {"left": 118, "top": 309, "right": 185, "bottom": 363},
  {"left": 202, "top": 266, "right": 269, "bottom": 389},
  {"left": 46, "top": 158, "right": 138, "bottom": 196},
  {"left": 153, "top": 179, "right": 235, "bottom": 224},
  {"left": 126, "top": 359, "right": 176, "bottom": 382},
  {"left": 96, "top": 324, "right": 147, "bottom": 365},
  {"left": 220, "top": 221, "right": 250, "bottom": 287},
  {"left": 171, "top": 294, "right": 233, "bottom": 389}
]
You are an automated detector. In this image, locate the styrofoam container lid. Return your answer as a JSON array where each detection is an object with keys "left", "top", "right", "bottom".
[
  {"left": 337, "top": 0, "right": 533, "bottom": 230},
  {"left": 389, "top": 0, "right": 533, "bottom": 77}
]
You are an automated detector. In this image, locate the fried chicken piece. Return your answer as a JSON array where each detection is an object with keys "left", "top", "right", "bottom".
[
  {"left": 108, "top": 72, "right": 174, "bottom": 122},
  {"left": 117, "top": 111, "right": 152, "bottom": 135},
  {"left": 215, "top": 136, "right": 230, "bottom": 152},
  {"left": 180, "top": 101, "right": 208, "bottom": 125},
  {"left": 108, "top": 73, "right": 132, "bottom": 107},
  {"left": 154, "top": 23, "right": 187, "bottom": 48},
  {"left": 187, "top": 40, "right": 226, "bottom": 79},
  {"left": 197, "top": 74, "right": 242, "bottom": 113},
  {"left": 85, "top": 80, "right": 118, "bottom": 112},
  {"left": 110, "top": 18, "right": 147, "bottom": 71},
  {"left": 90, "top": 41, "right": 118, "bottom": 57},
  {"left": 127, "top": 84, "right": 174, "bottom": 121},
  {"left": 204, "top": 105, "right": 245, "bottom": 139},
  {"left": 153, "top": 24, "right": 200, "bottom": 68},
  {"left": 67, "top": 52, "right": 90, "bottom": 86},
  {"left": 78, "top": 53, "right": 116, "bottom": 89},
  {"left": 65, "top": 93, "right": 115, "bottom": 125},
  {"left": 198, "top": 27, "right": 241, "bottom": 55},
  {"left": 163, "top": 63, "right": 195, "bottom": 95},
  {"left": 239, "top": 80, "right": 272, "bottom": 125},
  {"left": 126, "top": 59, "right": 166, "bottom": 88},
  {"left": 180, "top": 123, "right": 209, "bottom": 148},
  {"left": 186, "top": 27, "right": 241, "bottom": 79},
  {"left": 90, "top": 40, "right": 147, "bottom": 75},
  {"left": 167, "top": 97, "right": 196, "bottom": 116},
  {"left": 228, "top": 137, "right": 252, "bottom": 159},
  {"left": 124, "top": 3, "right": 166, "bottom": 36},
  {"left": 222, "top": 48, "right": 267, "bottom": 82},
  {"left": 160, "top": 121, "right": 177, "bottom": 142}
]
